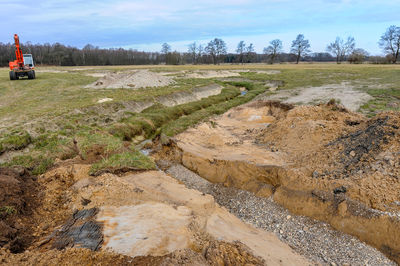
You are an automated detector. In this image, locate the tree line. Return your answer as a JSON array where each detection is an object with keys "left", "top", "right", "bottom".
[{"left": 0, "top": 25, "right": 398, "bottom": 67}]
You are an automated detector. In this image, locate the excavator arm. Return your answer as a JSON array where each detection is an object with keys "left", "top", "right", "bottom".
[
  {"left": 13, "top": 34, "right": 24, "bottom": 68},
  {"left": 9, "top": 34, "right": 24, "bottom": 70}
]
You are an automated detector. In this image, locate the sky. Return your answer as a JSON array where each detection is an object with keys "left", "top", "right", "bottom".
[{"left": 1, "top": 0, "right": 400, "bottom": 55}]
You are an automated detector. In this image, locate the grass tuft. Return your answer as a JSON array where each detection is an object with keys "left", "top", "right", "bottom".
[
  {"left": 90, "top": 150, "right": 156, "bottom": 175},
  {"left": 0, "top": 206, "right": 17, "bottom": 217},
  {"left": 0, "top": 131, "right": 32, "bottom": 153}
]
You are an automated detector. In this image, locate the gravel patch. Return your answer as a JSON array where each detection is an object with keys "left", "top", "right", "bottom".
[{"left": 166, "top": 164, "right": 395, "bottom": 266}]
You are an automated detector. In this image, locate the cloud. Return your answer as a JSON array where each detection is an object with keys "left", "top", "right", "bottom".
[{"left": 1, "top": 0, "right": 399, "bottom": 54}]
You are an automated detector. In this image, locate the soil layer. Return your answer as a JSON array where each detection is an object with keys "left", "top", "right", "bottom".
[{"left": 161, "top": 100, "right": 400, "bottom": 263}]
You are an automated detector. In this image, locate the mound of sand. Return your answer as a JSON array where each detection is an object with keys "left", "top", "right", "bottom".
[
  {"left": 86, "top": 70, "right": 175, "bottom": 89},
  {"left": 257, "top": 102, "right": 400, "bottom": 211}
]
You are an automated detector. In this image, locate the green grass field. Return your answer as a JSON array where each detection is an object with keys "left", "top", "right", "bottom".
[{"left": 0, "top": 63, "right": 399, "bottom": 175}]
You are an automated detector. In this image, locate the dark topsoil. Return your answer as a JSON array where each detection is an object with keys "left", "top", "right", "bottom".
[
  {"left": 0, "top": 167, "right": 40, "bottom": 253},
  {"left": 325, "top": 113, "right": 400, "bottom": 179}
]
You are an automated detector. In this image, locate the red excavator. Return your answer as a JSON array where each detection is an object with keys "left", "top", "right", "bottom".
[{"left": 9, "top": 34, "right": 36, "bottom": 80}]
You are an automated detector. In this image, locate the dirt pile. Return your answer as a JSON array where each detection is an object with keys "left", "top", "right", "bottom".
[
  {"left": 165, "top": 100, "right": 400, "bottom": 262},
  {"left": 258, "top": 102, "right": 400, "bottom": 211},
  {"left": 86, "top": 70, "right": 175, "bottom": 89},
  {"left": 325, "top": 114, "right": 399, "bottom": 180},
  {"left": 0, "top": 167, "right": 40, "bottom": 252}
]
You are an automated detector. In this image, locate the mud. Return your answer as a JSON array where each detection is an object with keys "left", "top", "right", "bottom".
[{"left": 164, "top": 100, "right": 400, "bottom": 263}]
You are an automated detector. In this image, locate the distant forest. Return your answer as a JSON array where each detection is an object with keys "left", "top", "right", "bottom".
[
  {"left": 0, "top": 42, "right": 337, "bottom": 66},
  {"left": 1, "top": 26, "right": 399, "bottom": 67}
]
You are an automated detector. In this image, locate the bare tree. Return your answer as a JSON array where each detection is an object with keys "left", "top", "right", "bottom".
[
  {"left": 161, "top": 43, "right": 172, "bottom": 64},
  {"left": 263, "top": 39, "right": 283, "bottom": 64},
  {"left": 291, "top": 34, "right": 311, "bottom": 64},
  {"left": 348, "top": 48, "right": 369, "bottom": 64},
  {"left": 188, "top": 42, "right": 197, "bottom": 64},
  {"left": 379, "top": 25, "right": 400, "bottom": 64},
  {"left": 205, "top": 38, "right": 227, "bottom": 65},
  {"left": 246, "top": 43, "right": 255, "bottom": 63},
  {"left": 161, "top": 43, "right": 171, "bottom": 55},
  {"left": 236, "top": 41, "right": 246, "bottom": 64},
  {"left": 197, "top": 44, "right": 204, "bottom": 64},
  {"left": 326, "top": 36, "right": 355, "bottom": 64}
]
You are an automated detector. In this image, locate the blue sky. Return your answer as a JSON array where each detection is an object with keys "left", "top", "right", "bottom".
[{"left": 1, "top": 0, "right": 399, "bottom": 55}]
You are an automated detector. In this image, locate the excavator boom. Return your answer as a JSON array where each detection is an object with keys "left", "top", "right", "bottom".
[{"left": 13, "top": 34, "right": 24, "bottom": 68}]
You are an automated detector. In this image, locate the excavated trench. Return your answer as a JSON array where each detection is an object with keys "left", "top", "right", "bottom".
[
  {"left": 1, "top": 98, "right": 399, "bottom": 264},
  {"left": 157, "top": 100, "right": 400, "bottom": 263}
]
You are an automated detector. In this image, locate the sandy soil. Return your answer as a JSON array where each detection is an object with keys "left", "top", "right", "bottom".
[
  {"left": 0, "top": 241, "right": 269, "bottom": 266},
  {"left": 260, "top": 82, "right": 373, "bottom": 111},
  {"left": 85, "top": 72, "right": 108, "bottom": 78},
  {"left": 183, "top": 70, "right": 280, "bottom": 79},
  {"left": 86, "top": 70, "right": 175, "bottom": 89},
  {"left": 164, "top": 100, "right": 400, "bottom": 262},
  {"left": 0, "top": 162, "right": 309, "bottom": 265},
  {"left": 185, "top": 70, "right": 242, "bottom": 79}
]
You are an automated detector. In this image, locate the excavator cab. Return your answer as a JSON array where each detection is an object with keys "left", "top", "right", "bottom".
[{"left": 23, "top": 54, "right": 34, "bottom": 67}]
